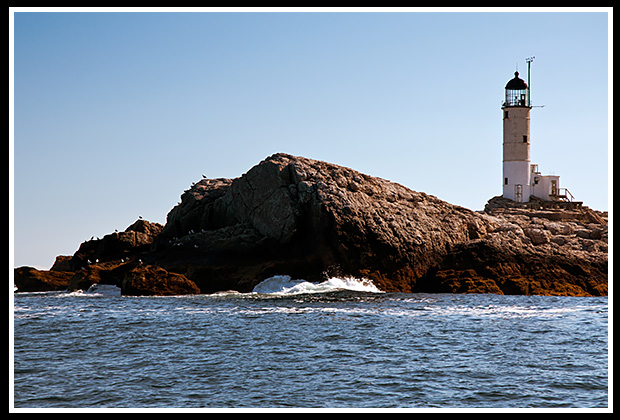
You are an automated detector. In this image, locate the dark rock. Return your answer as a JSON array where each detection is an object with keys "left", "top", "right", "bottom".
[
  {"left": 120, "top": 265, "right": 200, "bottom": 296},
  {"left": 153, "top": 153, "right": 606, "bottom": 296},
  {"left": 152, "top": 153, "right": 494, "bottom": 293},
  {"left": 15, "top": 154, "right": 608, "bottom": 296},
  {"left": 67, "top": 261, "right": 133, "bottom": 292},
  {"left": 62, "top": 261, "right": 200, "bottom": 296},
  {"left": 417, "top": 237, "right": 607, "bottom": 296},
  {"left": 50, "top": 255, "right": 73, "bottom": 271},
  {"left": 14, "top": 266, "right": 73, "bottom": 292},
  {"left": 66, "top": 219, "right": 163, "bottom": 271}
]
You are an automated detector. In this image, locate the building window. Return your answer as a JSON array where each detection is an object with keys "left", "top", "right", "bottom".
[
  {"left": 504, "top": 110, "right": 508, "bottom": 119},
  {"left": 504, "top": 177, "right": 508, "bottom": 185},
  {"left": 523, "top": 135, "right": 528, "bottom": 143}
]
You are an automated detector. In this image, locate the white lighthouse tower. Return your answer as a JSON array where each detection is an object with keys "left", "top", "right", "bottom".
[
  {"left": 501, "top": 66, "right": 532, "bottom": 203},
  {"left": 499, "top": 58, "right": 581, "bottom": 208}
]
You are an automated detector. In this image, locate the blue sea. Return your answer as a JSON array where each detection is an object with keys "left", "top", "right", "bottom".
[{"left": 12, "top": 276, "right": 609, "bottom": 410}]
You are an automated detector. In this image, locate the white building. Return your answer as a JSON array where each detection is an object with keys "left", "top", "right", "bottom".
[{"left": 501, "top": 64, "right": 567, "bottom": 204}]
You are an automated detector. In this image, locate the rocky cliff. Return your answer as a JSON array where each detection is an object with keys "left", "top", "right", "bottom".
[
  {"left": 13, "top": 153, "right": 608, "bottom": 296},
  {"left": 149, "top": 153, "right": 496, "bottom": 293},
  {"left": 417, "top": 201, "right": 608, "bottom": 296}
]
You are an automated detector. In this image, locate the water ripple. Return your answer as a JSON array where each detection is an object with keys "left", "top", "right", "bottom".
[{"left": 12, "top": 291, "right": 608, "bottom": 409}]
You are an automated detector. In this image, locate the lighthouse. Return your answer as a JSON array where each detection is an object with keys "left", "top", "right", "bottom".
[
  {"left": 501, "top": 68, "right": 532, "bottom": 202},
  {"left": 499, "top": 59, "right": 581, "bottom": 209}
]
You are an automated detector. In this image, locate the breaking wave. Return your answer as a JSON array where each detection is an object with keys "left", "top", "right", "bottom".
[
  {"left": 252, "top": 275, "right": 383, "bottom": 295},
  {"left": 66, "top": 283, "right": 122, "bottom": 297}
]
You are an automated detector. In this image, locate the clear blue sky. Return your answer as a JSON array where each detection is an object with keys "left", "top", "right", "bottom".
[{"left": 11, "top": 8, "right": 611, "bottom": 269}]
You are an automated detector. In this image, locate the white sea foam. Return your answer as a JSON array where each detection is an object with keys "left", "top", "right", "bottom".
[
  {"left": 83, "top": 283, "right": 122, "bottom": 297},
  {"left": 252, "top": 275, "right": 383, "bottom": 295}
]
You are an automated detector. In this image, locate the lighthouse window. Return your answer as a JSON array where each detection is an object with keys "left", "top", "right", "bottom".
[
  {"left": 504, "top": 177, "right": 508, "bottom": 185},
  {"left": 523, "top": 135, "right": 528, "bottom": 143},
  {"left": 504, "top": 110, "right": 508, "bottom": 119}
]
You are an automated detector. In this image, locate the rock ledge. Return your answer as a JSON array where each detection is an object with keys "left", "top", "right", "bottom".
[{"left": 14, "top": 154, "right": 607, "bottom": 296}]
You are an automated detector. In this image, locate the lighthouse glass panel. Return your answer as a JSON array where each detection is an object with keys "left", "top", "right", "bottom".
[{"left": 504, "top": 88, "right": 529, "bottom": 107}]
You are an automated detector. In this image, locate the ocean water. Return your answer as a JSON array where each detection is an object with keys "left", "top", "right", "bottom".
[{"left": 12, "top": 276, "right": 609, "bottom": 409}]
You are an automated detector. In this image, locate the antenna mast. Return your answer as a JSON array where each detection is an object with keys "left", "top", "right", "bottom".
[{"left": 526, "top": 56, "right": 535, "bottom": 107}]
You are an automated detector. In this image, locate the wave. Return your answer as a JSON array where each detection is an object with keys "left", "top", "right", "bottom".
[
  {"left": 251, "top": 275, "right": 383, "bottom": 295},
  {"left": 69, "top": 283, "right": 122, "bottom": 297}
]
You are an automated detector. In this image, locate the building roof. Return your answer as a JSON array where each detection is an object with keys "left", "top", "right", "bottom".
[{"left": 505, "top": 71, "right": 528, "bottom": 90}]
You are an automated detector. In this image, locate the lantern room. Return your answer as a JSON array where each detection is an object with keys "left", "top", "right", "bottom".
[{"left": 503, "top": 71, "right": 530, "bottom": 108}]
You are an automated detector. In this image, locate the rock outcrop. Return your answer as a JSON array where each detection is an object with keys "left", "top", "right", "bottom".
[
  {"left": 13, "top": 153, "right": 608, "bottom": 296},
  {"left": 13, "top": 266, "right": 74, "bottom": 293},
  {"left": 57, "top": 219, "right": 164, "bottom": 272},
  {"left": 120, "top": 265, "right": 200, "bottom": 296},
  {"left": 13, "top": 220, "right": 172, "bottom": 295},
  {"left": 150, "top": 153, "right": 495, "bottom": 293},
  {"left": 430, "top": 200, "right": 608, "bottom": 296}
]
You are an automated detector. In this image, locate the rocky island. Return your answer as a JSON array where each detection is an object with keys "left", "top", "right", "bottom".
[{"left": 14, "top": 153, "right": 608, "bottom": 296}]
